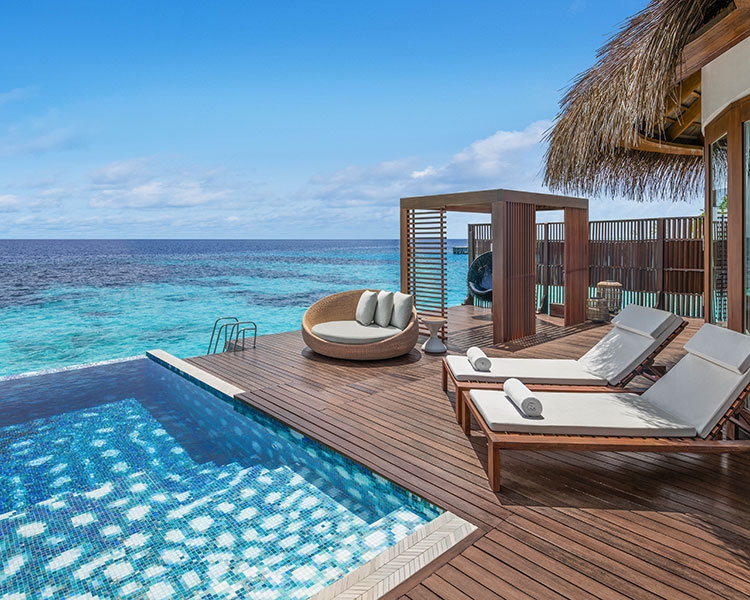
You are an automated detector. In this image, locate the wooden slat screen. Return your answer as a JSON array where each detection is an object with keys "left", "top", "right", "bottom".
[
  {"left": 405, "top": 209, "right": 447, "bottom": 340},
  {"left": 535, "top": 222, "right": 565, "bottom": 308},
  {"left": 532, "top": 215, "right": 704, "bottom": 318}
]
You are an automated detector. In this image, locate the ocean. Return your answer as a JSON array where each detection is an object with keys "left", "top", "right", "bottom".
[{"left": 0, "top": 239, "right": 470, "bottom": 376}]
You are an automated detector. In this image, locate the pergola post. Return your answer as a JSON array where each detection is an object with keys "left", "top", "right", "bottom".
[
  {"left": 564, "top": 206, "right": 589, "bottom": 326},
  {"left": 492, "top": 201, "right": 536, "bottom": 344}
]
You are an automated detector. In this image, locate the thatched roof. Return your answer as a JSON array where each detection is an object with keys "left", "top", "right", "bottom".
[{"left": 544, "top": 0, "right": 735, "bottom": 201}]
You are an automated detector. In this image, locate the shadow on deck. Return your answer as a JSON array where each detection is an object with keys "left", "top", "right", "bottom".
[{"left": 186, "top": 305, "right": 750, "bottom": 600}]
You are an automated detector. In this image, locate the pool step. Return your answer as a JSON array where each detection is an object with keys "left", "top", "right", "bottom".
[{"left": 243, "top": 503, "right": 432, "bottom": 598}]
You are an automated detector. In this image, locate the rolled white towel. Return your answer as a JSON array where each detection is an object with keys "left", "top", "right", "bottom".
[
  {"left": 466, "top": 346, "right": 491, "bottom": 372},
  {"left": 504, "top": 378, "right": 543, "bottom": 417}
]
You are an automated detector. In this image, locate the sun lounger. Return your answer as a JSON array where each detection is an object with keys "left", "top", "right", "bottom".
[
  {"left": 442, "top": 304, "right": 686, "bottom": 425},
  {"left": 461, "top": 323, "right": 750, "bottom": 491}
]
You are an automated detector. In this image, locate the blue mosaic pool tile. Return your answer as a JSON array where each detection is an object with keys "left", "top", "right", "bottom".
[{"left": 0, "top": 359, "right": 442, "bottom": 599}]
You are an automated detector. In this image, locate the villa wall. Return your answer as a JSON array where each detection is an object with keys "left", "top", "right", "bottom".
[{"left": 702, "top": 35, "right": 750, "bottom": 128}]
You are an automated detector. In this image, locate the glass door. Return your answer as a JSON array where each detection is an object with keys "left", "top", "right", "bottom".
[{"left": 710, "top": 135, "right": 728, "bottom": 326}]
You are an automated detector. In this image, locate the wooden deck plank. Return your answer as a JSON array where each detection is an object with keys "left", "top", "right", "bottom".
[{"left": 184, "top": 306, "right": 750, "bottom": 599}]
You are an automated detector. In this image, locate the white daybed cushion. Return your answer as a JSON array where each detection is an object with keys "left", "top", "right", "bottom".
[
  {"left": 374, "top": 291, "right": 394, "bottom": 327},
  {"left": 355, "top": 291, "right": 378, "bottom": 326},
  {"left": 445, "top": 355, "right": 607, "bottom": 385},
  {"left": 578, "top": 309, "right": 683, "bottom": 385},
  {"left": 643, "top": 324, "right": 750, "bottom": 438},
  {"left": 391, "top": 292, "right": 413, "bottom": 329},
  {"left": 311, "top": 320, "right": 401, "bottom": 345},
  {"left": 469, "top": 389, "right": 695, "bottom": 437}
]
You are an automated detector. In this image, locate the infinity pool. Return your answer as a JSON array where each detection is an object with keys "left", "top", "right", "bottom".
[{"left": 0, "top": 358, "right": 441, "bottom": 599}]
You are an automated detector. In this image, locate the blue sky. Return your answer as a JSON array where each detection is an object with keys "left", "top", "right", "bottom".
[{"left": 0, "top": 0, "right": 701, "bottom": 239}]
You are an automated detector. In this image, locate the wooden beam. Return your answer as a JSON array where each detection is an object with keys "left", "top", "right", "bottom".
[
  {"left": 400, "top": 189, "right": 587, "bottom": 212},
  {"left": 676, "top": 7, "right": 750, "bottom": 80},
  {"left": 497, "top": 189, "right": 588, "bottom": 210},
  {"left": 633, "top": 134, "right": 703, "bottom": 156},
  {"left": 727, "top": 105, "right": 744, "bottom": 332},
  {"left": 664, "top": 70, "right": 702, "bottom": 116},
  {"left": 666, "top": 98, "right": 702, "bottom": 141}
]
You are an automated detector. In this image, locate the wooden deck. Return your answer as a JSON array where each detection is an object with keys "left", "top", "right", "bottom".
[{"left": 186, "top": 306, "right": 750, "bottom": 600}]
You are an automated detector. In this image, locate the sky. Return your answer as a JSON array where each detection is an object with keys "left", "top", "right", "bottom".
[{"left": 0, "top": 0, "right": 703, "bottom": 239}]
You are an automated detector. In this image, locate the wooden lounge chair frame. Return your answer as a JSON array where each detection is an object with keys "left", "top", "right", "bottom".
[
  {"left": 443, "top": 319, "right": 688, "bottom": 429},
  {"left": 461, "top": 384, "right": 750, "bottom": 492}
]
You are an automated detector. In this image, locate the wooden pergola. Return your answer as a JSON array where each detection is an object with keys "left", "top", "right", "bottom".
[{"left": 400, "top": 189, "right": 589, "bottom": 344}]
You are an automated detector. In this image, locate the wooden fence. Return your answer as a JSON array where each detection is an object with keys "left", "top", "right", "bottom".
[{"left": 468, "top": 215, "right": 710, "bottom": 318}]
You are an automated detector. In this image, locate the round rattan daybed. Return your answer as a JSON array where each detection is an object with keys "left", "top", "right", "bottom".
[{"left": 302, "top": 289, "right": 419, "bottom": 360}]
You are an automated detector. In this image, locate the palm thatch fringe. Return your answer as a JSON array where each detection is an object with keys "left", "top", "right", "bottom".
[{"left": 544, "top": 0, "right": 730, "bottom": 201}]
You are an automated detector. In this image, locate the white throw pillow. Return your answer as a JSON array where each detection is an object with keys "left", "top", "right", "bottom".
[
  {"left": 355, "top": 290, "right": 378, "bottom": 326},
  {"left": 374, "top": 291, "right": 394, "bottom": 327},
  {"left": 390, "top": 292, "right": 413, "bottom": 329}
]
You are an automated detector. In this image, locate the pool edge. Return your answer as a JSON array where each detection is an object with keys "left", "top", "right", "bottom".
[
  {"left": 146, "top": 349, "right": 477, "bottom": 600},
  {"left": 146, "top": 349, "right": 245, "bottom": 400},
  {"left": 310, "top": 511, "right": 477, "bottom": 600}
]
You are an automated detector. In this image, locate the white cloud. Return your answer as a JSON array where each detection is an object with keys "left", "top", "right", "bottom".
[
  {"left": 90, "top": 158, "right": 149, "bottom": 184},
  {"left": 0, "top": 120, "right": 704, "bottom": 238},
  {"left": 0, "top": 127, "right": 79, "bottom": 157},
  {"left": 90, "top": 179, "right": 230, "bottom": 209},
  {"left": 88, "top": 158, "right": 234, "bottom": 209},
  {"left": 0, "top": 194, "right": 22, "bottom": 212},
  {"left": 302, "top": 121, "right": 551, "bottom": 219},
  {"left": 0, "top": 87, "right": 35, "bottom": 106}
]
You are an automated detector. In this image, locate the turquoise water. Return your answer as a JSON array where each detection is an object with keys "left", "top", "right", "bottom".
[
  {"left": 0, "top": 240, "right": 469, "bottom": 376},
  {"left": 0, "top": 357, "right": 440, "bottom": 598}
]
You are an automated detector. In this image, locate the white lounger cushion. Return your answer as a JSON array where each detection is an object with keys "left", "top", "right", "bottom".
[
  {"left": 469, "top": 324, "right": 750, "bottom": 440},
  {"left": 644, "top": 324, "right": 750, "bottom": 438},
  {"left": 578, "top": 308, "right": 682, "bottom": 385},
  {"left": 683, "top": 322, "right": 750, "bottom": 374},
  {"left": 577, "top": 326, "right": 661, "bottom": 385},
  {"left": 447, "top": 305, "right": 682, "bottom": 386},
  {"left": 311, "top": 320, "right": 401, "bottom": 345},
  {"left": 611, "top": 304, "right": 678, "bottom": 339},
  {"left": 445, "top": 356, "right": 608, "bottom": 385},
  {"left": 470, "top": 389, "right": 695, "bottom": 437}
]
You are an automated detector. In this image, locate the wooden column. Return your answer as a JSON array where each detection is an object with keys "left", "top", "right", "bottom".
[
  {"left": 564, "top": 206, "right": 589, "bottom": 326},
  {"left": 727, "top": 105, "right": 744, "bottom": 332},
  {"left": 492, "top": 201, "right": 536, "bottom": 343}
]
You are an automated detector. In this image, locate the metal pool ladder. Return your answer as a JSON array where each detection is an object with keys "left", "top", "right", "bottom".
[{"left": 207, "top": 317, "right": 257, "bottom": 354}]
